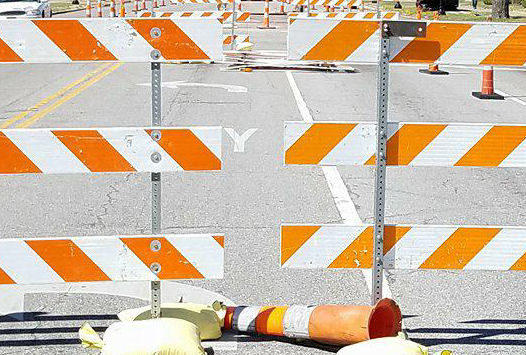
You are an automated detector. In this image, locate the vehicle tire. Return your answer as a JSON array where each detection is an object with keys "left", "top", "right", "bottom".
[{"left": 42, "top": 11, "right": 45, "bottom": 17}]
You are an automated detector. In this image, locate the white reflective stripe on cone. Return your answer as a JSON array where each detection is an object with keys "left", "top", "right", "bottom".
[{"left": 282, "top": 305, "right": 315, "bottom": 339}]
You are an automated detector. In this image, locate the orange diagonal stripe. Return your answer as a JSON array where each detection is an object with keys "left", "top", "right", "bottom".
[
  {"left": 281, "top": 225, "right": 320, "bottom": 265},
  {"left": 303, "top": 21, "right": 379, "bottom": 61},
  {"left": 141, "top": 12, "right": 152, "bottom": 17},
  {"left": 384, "top": 12, "right": 396, "bottom": 19},
  {"left": 213, "top": 235, "right": 224, "bottom": 248},
  {"left": 481, "top": 26, "right": 526, "bottom": 66},
  {"left": 26, "top": 239, "right": 110, "bottom": 282},
  {"left": 127, "top": 19, "right": 209, "bottom": 60},
  {"left": 0, "top": 37, "right": 23, "bottom": 62},
  {"left": 53, "top": 130, "right": 135, "bottom": 173},
  {"left": 256, "top": 306, "right": 288, "bottom": 336},
  {"left": 121, "top": 237, "right": 204, "bottom": 279},
  {"left": 392, "top": 23, "right": 472, "bottom": 63},
  {"left": 366, "top": 124, "right": 447, "bottom": 166},
  {"left": 384, "top": 226, "right": 411, "bottom": 254},
  {"left": 0, "top": 267, "right": 15, "bottom": 284},
  {"left": 0, "top": 132, "right": 41, "bottom": 174},
  {"left": 237, "top": 12, "right": 250, "bottom": 22},
  {"left": 510, "top": 252, "right": 526, "bottom": 271},
  {"left": 329, "top": 227, "right": 373, "bottom": 268},
  {"left": 33, "top": 20, "right": 117, "bottom": 61},
  {"left": 420, "top": 228, "right": 501, "bottom": 269},
  {"left": 455, "top": 126, "right": 526, "bottom": 167},
  {"left": 285, "top": 123, "right": 356, "bottom": 165},
  {"left": 147, "top": 129, "right": 221, "bottom": 170},
  {"left": 161, "top": 12, "right": 172, "bottom": 17}
]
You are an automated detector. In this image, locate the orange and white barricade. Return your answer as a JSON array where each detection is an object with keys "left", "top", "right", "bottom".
[
  {"left": 281, "top": 225, "right": 526, "bottom": 271},
  {"left": 289, "top": 11, "right": 399, "bottom": 20},
  {"left": 0, "top": 18, "right": 223, "bottom": 63},
  {"left": 0, "top": 234, "right": 224, "bottom": 284},
  {"left": 0, "top": 17, "right": 224, "bottom": 322},
  {"left": 223, "top": 34, "right": 250, "bottom": 46},
  {"left": 276, "top": 0, "right": 363, "bottom": 10},
  {"left": 288, "top": 19, "right": 526, "bottom": 66},
  {"left": 139, "top": 11, "right": 251, "bottom": 23},
  {"left": 284, "top": 122, "right": 526, "bottom": 167}
]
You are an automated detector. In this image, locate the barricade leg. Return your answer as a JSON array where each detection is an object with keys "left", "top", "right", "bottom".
[{"left": 472, "top": 66, "right": 504, "bottom": 100}]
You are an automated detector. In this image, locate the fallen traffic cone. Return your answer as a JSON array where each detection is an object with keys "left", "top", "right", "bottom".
[
  {"left": 223, "top": 298, "right": 402, "bottom": 346},
  {"left": 419, "top": 63, "right": 449, "bottom": 75},
  {"left": 85, "top": 0, "right": 92, "bottom": 17},
  {"left": 258, "top": 0, "right": 276, "bottom": 29},
  {"left": 472, "top": 66, "right": 504, "bottom": 100},
  {"left": 119, "top": 0, "right": 125, "bottom": 16},
  {"left": 110, "top": 0, "right": 116, "bottom": 16},
  {"left": 97, "top": 0, "right": 102, "bottom": 17}
]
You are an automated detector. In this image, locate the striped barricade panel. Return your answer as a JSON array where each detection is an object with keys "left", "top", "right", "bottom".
[
  {"left": 223, "top": 34, "right": 250, "bottom": 46},
  {"left": 0, "top": 127, "right": 222, "bottom": 174},
  {"left": 171, "top": 0, "right": 237, "bottom": 3},
  {"left": 139, "top": 11, "right": 251, "bottom": 23},
  {"left": 281, "top": 225, "right": 526, "bottom": 271},
  {"left": 276, "top": 0, "right": 363, "bottom": 8},
  {"left": 289, "top": 12, "right": 399, "bottom": 20},
  {"left": 0, "top": 18, "right": 222, "bottom": 63},
  {"left": 284, "top": 122, "right": 526, "bottom": 167},
  {"left": 288, "top": 19, "right": 526, "bottom": 67},
  {"left": 0, "top": 234, "right": 224, "bottom": 284}
]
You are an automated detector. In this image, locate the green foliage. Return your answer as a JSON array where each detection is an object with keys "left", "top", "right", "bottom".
[
  {"left": 482, "top": 0, "right": 492, "bottom": 5},
  {"left": 521, "top": 0, "right": 526, "bottom": 8}
]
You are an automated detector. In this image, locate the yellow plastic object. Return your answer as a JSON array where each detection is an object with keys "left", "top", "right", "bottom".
[
  {"left": 102, "top": 318, "right": 204, "bottom": 355},
  {"left": 336, "top": 337, "right": 429, "bottom": 355},
  {"left": 118, "top": 302, "right": 224, "bottom": 340},
  {"left": 79, "top": 322, "right": 104, "bottom": 349}
]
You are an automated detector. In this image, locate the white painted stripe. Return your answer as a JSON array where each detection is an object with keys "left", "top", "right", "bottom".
[
  {"left": 285, "top": 72, "right": 313, "bottom": 123},
  {"left": 174, "top": 18, "right": 223, "bottom": 61},
  {"left": 283, "top": 225, "right": 366, "bottom": 268},
  {"left": 384, "top": 227, "right": 457, "bottom": 269},
  {"left": 190, "top": 127, "right": 222, "bottom": 161},
  {"left": 74, "top": 237, "right": 157, "bottom": 281},
  {"left": 494, "top": 89, "right": 526, "bottom": 106},
  {"left": 98, "top": 128, "right": 182, "bottom": 172},
  {"left": 322, "top": 166, "right": 361, "bottom": 224},
  {"left": 464, "top": 229, "right": 526, "bottom": 270},
  {"left": 500, "top": 137, "right": 526, "bottom": 167},
  {"left": 320, "top": 123, "right": 377, "bottom": 165},
  {"left": 2, "top": 130, "right": 89, "bottom": 174},
  {"left": 283, "top": 305, "right": 314, "bottom": 339},
  {"left": 80, "top": 19, "right": 156, "bottom": 61},
  {"left": 0, "top": 240, "right": 63, "bottom": 284},
  {"left": 439, "top": 24, "right": 518, "bottom": 66},
  {"left": 235, "top": 306, "right": 260, "bottom": 332},
  {"left": 409, "top": 125, "right": 491, "bottom": 167},
  {"left": 0, "top": 20, "right": 70, "bottom": 63},
  {"left": 166, "top": 234, "right": 224, "bottom": 279},
  {"left": 288, "top": 19, "right": 338, "bottom": 60}
]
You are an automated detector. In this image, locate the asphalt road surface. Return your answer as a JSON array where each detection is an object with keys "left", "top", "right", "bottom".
[{"left": 0, "top": 3, "right": 525, "bottom": 354}]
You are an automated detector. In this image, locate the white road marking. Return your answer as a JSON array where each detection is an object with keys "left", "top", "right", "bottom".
[
  {"left": 225, "top": 127, "right": 258, "bottom": 152},
  {"left": 285, "top": 70, "right": 395, "bottom": 301},
  {"left": 138, "top": 81, "right": 248, "bottom": 93},
  {"left": 494, "top": 89, "right": 526, "bottom": 106}
]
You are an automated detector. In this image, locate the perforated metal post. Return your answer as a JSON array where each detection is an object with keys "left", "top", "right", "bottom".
[
  {"left": 151, "top": 62, "right": 162, "bottom": 318},
  {"left": 372, "top": 23, "right": 390, "bottom": 305},
  {"left": 231, "top": 0, "right": 237, "bottom": 50}
]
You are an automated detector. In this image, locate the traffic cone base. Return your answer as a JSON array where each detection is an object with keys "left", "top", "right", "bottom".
[
  {"left": 472, "top": 91, "right": 504, "bottom": 100},
  {"left": 419, "top": 68, "right": 449, "bottom": 75}
]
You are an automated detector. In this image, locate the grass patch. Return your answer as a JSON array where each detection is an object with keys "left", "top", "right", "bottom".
[{"left": 51, "top": 2, "right": 83, "bottom": 13}]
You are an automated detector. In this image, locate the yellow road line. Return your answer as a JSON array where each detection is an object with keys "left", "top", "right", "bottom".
[
  {"left": 1, "top": 64, "right": 112, "bottom": 129},
  {"left": 16, "top": 63, "right": 123, "bottom": 129}
]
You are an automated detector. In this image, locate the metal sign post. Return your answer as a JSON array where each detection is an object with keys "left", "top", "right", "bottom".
[
  {"left": 371, "top": 21, "right": 426, "bottom": 305},
  {"left": 231, "top": 0, "right": 237, "bottom": 50},
  {"left": 151, "top": 62, "right": 162, "bottom": 318}
]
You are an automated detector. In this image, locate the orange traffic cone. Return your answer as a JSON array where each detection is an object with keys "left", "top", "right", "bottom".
[
  {"left": 160, "top": 0, "right": 165, "bottom": 7},
  {"left": 416, "top": 6, "right": 422, "bottom": 19},
  {"left": 472, "top": 66, "right": 504, "bottom": 100},
  {"left": 96, "top": 0, "right": 102, "bottom": 17},
  {"left": 258, "top": 0, "right": 275, "bottom": 29},
  {"left": 223, "top": 299, "right": 402, "bottom": 346},
  {"left": 119, "top": 0, "right": 125, "bottom": 16},
  {"left": 419, "top": 63, "right": 449, "bottom": 75},
  {"left": 85, "top": 0, "right": 92, "bottom": 17},
  {"left": 153, "top": 0, "right": 158, "bottom": 8},
  {"left": 280, "top": 1, "right": 284, "bottom": 13},
  {"left": 133, "top": 0, "right": 138, "bottom": 12},
  {"left": 141, "top": 0, "right": 146, "bottom": 10},
  {"left": 237, "top": 1, "right": 242, "bottom": 11},
  {"left": 110, "top": 0, "right": 116, "bottom": 17}
]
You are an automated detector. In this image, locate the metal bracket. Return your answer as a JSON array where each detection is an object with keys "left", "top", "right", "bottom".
[
  {"left": 150, "top": 62, "right": 162, "bottom": 319},
  {"left": 380, "top": 21, "right": 426, "bottom": 38}
]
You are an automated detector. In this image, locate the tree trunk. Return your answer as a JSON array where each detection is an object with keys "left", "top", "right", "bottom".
[{"left": 492, "top": 0, "right": 510, "bottom": 19}]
